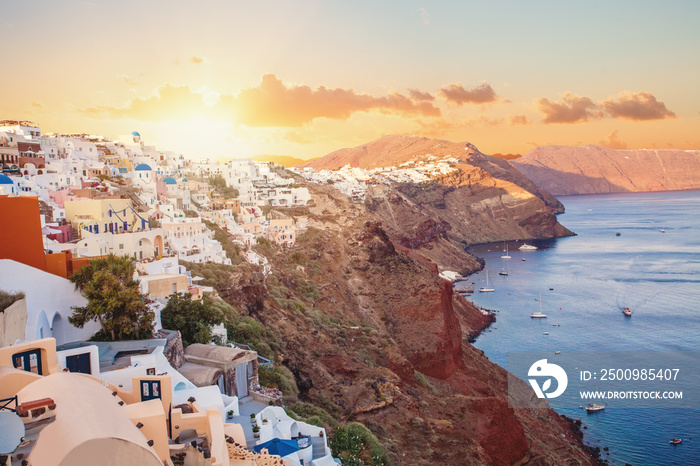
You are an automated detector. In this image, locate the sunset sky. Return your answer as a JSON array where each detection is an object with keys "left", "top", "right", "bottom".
[{"left": 3, "top": 0, "right": 699, "bottom": 160}]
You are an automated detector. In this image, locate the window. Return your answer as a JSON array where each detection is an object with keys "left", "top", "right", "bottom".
[
  {"left": 172, "top": 283, "right": 177, "bottom": 293},
  {"left": 140, "top": 380, "right": 161, "bottom": 401},
  {"left": 12, "top": 349, "right": 43, "bottom": 375}
]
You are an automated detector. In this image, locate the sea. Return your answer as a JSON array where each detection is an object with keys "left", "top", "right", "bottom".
[{"left": 465, "top": 190, "right": 700, "bottom": 466}]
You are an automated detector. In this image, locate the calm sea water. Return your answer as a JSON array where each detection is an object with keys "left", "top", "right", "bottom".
[{"left": 466, "top": 190, "right": 700, "bottom": 466}]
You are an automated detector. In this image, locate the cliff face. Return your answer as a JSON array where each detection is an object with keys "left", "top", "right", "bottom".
[
  {"left": 210, "top": 184, "right": 599, "bottom": 465},
  {"left": 305, "top": 136, "right": 573, "bottom": 255},
  {"left": 512, "top": 144, "right": 700, "bottom": 195}
]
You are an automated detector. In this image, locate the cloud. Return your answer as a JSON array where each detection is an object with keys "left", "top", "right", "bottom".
[
  {"left": 81, "top": 83, "right": 209, "bottom": 120},
  {"left": 218, "top": 74, "right": 440, "bottom": 127},
  {"left": 601, "top": 91, "right": 676, "bottom": 121},
  {"left": 408, "top": 88, "right": 435, "bottom": 101},
  {"left": 536, "top": 93, "right": 602, "bottom": 124},
  {"left": 417, "top": 8, "right": 430, "bottom": 25},
  {"left": 190, "top": 56, "right": 206, "bottom": 64},
  {"left": 537, "top": 91, "right": 676, "bottom": 124},
  {"left": 599, "top": 130, "right": 628, "bottom": 150},
  {"left": 80, "top": 75, "right": 440, "bottom": 127},
  {"left": 509, "top": 114, "right": 531, "bottom": 126},
  {"left": 438, "top": 82, "right": 499, "bottom": 105}
]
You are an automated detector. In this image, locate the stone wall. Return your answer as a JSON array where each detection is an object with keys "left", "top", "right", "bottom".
[{"left": 158, "top": 329, "right": 185, "bottom": 369}]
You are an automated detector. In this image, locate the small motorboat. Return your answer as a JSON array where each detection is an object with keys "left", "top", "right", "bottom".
[
  {"left": 616, "top": 232, "right": 621, "bottom": 236},
  {"left": 586, "top": 403, "right": 606, "bottom": 413},
  {"left": 543, "top": 332, "right": 549, "bottom": 335},
  {"left": 670, "top": 438, "right": 682, "bottom": 445},
  {"left": 555, "top": 351, "right": 561, "bottom": 354},
  {"left": 521, "top": 258, "right": 527, "bottom": 261},
  {"left": 622, "top": 307, "right": 632, "bottom": 317}
]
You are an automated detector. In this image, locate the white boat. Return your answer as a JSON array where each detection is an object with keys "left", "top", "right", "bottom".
[
  {"left": 586, "top": 403, "right": 606, "bottom": 413},
  {"left": 670, "top": 438, "right": 682, "bottom": 445},
  {"left": 622, "top": 307, "right": 632, "bottom": 317},
  {"left": 501, "top": 243, "right": 511, "bottom": 259},
  {"left": 499, "top": 261, "right": 508, "bottom": 276},
  {"left": 531, "top": 294, "right": 547, "bottom": 318},
  {"left": 660, "top": 227, "right": 666, "bottom": 233},
  {"left": 479, "top": 271, "right": 494, "bottom": 292},
  {"left": 519, "top": 244, "right": 537, "bottom": 251}
]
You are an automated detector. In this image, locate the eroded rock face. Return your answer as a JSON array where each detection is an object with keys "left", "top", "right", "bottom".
[{"left": 512, "top": 144, "right": 700, "bottom": 195}]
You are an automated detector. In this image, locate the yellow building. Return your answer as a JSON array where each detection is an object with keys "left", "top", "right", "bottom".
[{"left": 64, "top": 198, "right": 148, "bottom": 236}]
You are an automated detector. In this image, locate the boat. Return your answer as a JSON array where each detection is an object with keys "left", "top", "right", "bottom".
[
  {"left": 543, "top": 332, "right": 549, "bottom": 335},
  {"left": 521, "top": 258, "right": 527, "bottom": 261},
  {"left": 616, "top": 232, "right": 621, "bottom": 237},
  {"left": 531, "top": 294, "right": 547, "bottom": 318},
  {"left": 501, "top": 243, "right": 511, "bottom": 259},
  {"left": 670, "top": 438, "right": 682, "bottom": 445},
  {"left": 622, "top": 307, "right": 632, "bottom": 317},
  {"left": 660, "top": 227, "right": 666, "bottom": 233},
  {"left": 499, "top": 261, "right": 508, "bottom": 276},
  {"left": 519, "top": 244, "right": 537, "bottom": 251},
  {"left": 586, "top": 403, "right": 606, "bottom": 413},
  {"left": 479, "top": 271, "right": 494, "bottom": 292},
  {"left": 554, "top": 351, "right": 561, "bottom": 354}
]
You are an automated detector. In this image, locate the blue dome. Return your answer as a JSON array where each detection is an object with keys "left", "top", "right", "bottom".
[
  {"left": 163, "top": 177, "right": 177, "bottom": 185},
  {"left": 0, "top": 174, "right": 14, "bottom": 185},
  {"left": 181, "top": 178, "right": 188, "bottom": 182},
  {"left": 131, "top": 131, "right": 141, "bottom": 137},
  {"left": 134, "top": 163, "right": 152, "bottom": 171}
]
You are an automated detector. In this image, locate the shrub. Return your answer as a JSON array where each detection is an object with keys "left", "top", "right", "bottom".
[{"left": 330, "top": 422, "right": 392, "bottom": 466}]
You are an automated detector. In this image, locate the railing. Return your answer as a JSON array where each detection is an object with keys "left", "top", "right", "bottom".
[{"left": 0, "top": 395, "right": 18, "bottom": 412}]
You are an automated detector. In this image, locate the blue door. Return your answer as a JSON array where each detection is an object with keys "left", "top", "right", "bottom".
[{"left": 140, "top": 380, "right": 161, "bottom": 401}]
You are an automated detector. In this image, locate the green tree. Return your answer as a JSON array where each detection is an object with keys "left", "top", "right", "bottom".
[
  {"left": 69, "top": 254, "right": 154, "bottom": 341},
  {"left": 160, "top": 292, "right": 224, "bottom": 346}
]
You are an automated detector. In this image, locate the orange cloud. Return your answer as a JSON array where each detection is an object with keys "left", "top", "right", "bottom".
[
  {"left": 601, "top": 91, "right": 676, "bottom": 120},
  {"left": 536, "top": 93, "right": 602, "bottom": 124},
  {"left": 408, "top": 88, "right": 435, "bottom": 101},
  {"left": 81, "top": 83, "right": 209, "bottom": 120},
  {"left": 219, "top": 74, "right": 440, "bottom": 127},
  {"left": 599, "top": 130, "right": 628, "bottom": 149},
  {"left": 509, "top": 114, "right": 531, "bottom": 126},
  {"left": 438, "top": 82, "right": 499, "bottom": 105},
  {"left": 537, "top": 91, "right": 676, "bottom": 124}
]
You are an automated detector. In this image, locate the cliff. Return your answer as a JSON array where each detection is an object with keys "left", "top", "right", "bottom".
[
  {"left": 511, "top": 144, "right": 700, "bottom": 195},
  {"left": 305, "top": 136, "right": 573, "bottom": 257},
  {"left": 191, "top": 183, "right": 601, "bottom": 465}
]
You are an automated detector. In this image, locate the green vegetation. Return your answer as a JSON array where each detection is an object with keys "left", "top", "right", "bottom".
[
  {"left": 160, "top": 293, "right": 224, "bottom": 346},
  {"left": 69, "top": 254, "right": 154, "bottom": 341},
  {"left": 203, "top": 220, "right": 243, "bottom": 264},
  {"left": 258, "top": 365, "right": 299, "bottom": 397},
  {"left": 209, "top": 174, "right": 239, "bottom": 199},
  {"left": 414, "top": 370, "right": 439, "bottom": 396},
  {"left": 330, "top": 422, "right": 392, "bottom": 466},
  {"left": 0, "top": 290, "right": 25, "bottom": 313},
  {"left": 285, "top": 402, "right": 339, "bottom": 429}
]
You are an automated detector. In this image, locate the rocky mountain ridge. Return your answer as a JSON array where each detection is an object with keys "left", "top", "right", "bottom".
[{"left": 511, "top": 144, "right": 700, "bottom": 195}]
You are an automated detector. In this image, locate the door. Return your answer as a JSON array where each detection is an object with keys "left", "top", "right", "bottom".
[
  {"left": 234, "top": 362, "right": 248, "bottom": 398},
  {"left": 65, "top": 352, "right": 92, "bottom": 374},
  {"left": 140, "top": 380, "right": 161, "bottom": 401}
]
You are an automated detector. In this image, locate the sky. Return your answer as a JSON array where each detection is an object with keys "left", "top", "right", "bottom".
[{"left": 2, "top": 0, "right": 699, "bottom": 160}]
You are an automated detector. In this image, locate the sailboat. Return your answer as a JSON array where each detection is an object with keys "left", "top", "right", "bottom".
[
  {"left": 530, "top": 294, "right": 547, "bottom": 318},
  {"left": 501, "top": 243, "right": 511, "bottom": 259},
  {"left": 660, "top": 226, "right": 666, "bottom": 233},
  {"left": 586, "top": 381, "right": 606, "bottom": 412},
  {"left": 499, "top": 260, "right": 508, "bottom": 276},
  {"left": 479, "top": 270, "right": 494, "bottom": 292}
]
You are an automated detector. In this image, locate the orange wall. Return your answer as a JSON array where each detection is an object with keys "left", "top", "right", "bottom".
[{"left": 0, "top": 196, "right": 47, "bottom": 271}]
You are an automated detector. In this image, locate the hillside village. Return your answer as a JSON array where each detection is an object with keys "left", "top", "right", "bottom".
[{"left": 0, "top": 121, "right": 350, "bottom": 466}]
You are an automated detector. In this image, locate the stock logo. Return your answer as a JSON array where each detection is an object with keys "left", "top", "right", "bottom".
[{"left": 528, "top": 359, "right": 568, "bottom": 399}]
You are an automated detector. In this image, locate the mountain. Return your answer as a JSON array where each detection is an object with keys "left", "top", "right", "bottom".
[
  {"left": 511, "top": 144, "right": 700, "bottom": 195},
  {"left": 250, "top": 154, "right": 317, "bottom": 167},
  {"left": 303, "top": 136, "right": 572, "bottom": 258}
]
